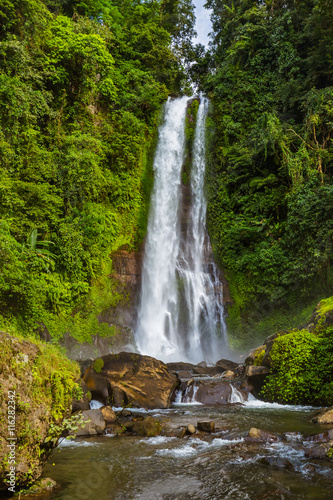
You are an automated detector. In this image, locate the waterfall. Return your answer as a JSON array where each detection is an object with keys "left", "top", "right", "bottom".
[{"left": 136, "top": 97, "right": 229, "bottom": 363}]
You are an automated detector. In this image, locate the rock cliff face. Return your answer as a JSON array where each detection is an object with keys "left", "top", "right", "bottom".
[
  {"left": 0, "top": 332, "right": 79, "bottom": 492},
  {"left": 99, "top": 248, "right": 143, "bottom": 334}
]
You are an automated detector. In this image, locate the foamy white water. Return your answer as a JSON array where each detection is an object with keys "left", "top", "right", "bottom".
[
  {"left": 136, "top": 97, "right": 188, "bottom": 360},
  {"left": 136, "top": 97, "right": 229, "bottom": 362}
]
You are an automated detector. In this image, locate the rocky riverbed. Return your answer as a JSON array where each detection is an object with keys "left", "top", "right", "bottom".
[{"left": 30, "top": 401, "right": 333, "bottom": 499}]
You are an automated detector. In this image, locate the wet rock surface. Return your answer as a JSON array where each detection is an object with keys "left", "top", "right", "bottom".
[
  {"left": 83, "top": 352, "right": 178, "bottom": 409},
  {"left": 76, "top": 409, "right": 106, "bottom": 436},
  {"left": 312, "top": 407, "right": 333, "bottom": 425}
]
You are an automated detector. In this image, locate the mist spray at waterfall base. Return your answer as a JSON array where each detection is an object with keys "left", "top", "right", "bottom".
[{"left": 136, "top": 97, "right": 229, "bottom": 364}]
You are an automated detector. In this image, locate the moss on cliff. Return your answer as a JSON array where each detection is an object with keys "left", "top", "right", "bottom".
[{"left": 0, "top": 332, "right": 80, "bottom": 492}]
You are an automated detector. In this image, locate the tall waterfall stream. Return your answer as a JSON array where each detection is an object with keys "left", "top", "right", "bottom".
[
  {"left": 38, "top": 98, "right": 333, "bottom": 500},
  {"left": 136, "top": 97, "right": 228, "bottom": 363}
]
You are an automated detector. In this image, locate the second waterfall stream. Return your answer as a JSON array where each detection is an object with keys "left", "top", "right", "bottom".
[{"left": 136, "top": 97, "right": 229, "bottom": 363}]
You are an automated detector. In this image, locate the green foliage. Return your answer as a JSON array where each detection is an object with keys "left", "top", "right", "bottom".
[
  {"left": 199, "top": 0, "right": 333, "bottom": 344},
  {"left": 253, "top": 348, "right": 265, "bottom": 366},
  {"left": 0, "top": 0, "right": 195, "bottom": 340},
  {"left": 93, "top": 357, "right": 104, "bottom": 374},
  {"left": 261, "top": 327, "right": 333, "bottom": 405},
  {"left": 0, "top": 331, "right": 80, "bottom": 487},
  {"left": 183, "top": 98, "right": 200, "bottom": 185}
]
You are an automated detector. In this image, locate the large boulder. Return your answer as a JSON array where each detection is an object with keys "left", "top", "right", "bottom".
[
  {"left": 192, "top": 366, "right": 224, "bottom": 376},
  {"left": 76, "top": 409, "right": 106, "bottom": 436},
  {"left": 247, "top": 427, "right": 279, "bottom": 443},
  {"left": 167, "top": 362, "right": 196, "bottom": 372},
  {"left": 215, "top": 359, "right": 239, "bottom": 371},
  {"left": 131, "top": 416, "right": 162, "bottom": 437},
  {"left": 245, "top": 365, "right": 270, "bottom": 394},
  {"left": 83, "top": 352, "right": 178, "bottom": 409},
  {"left": 194, "top": 379, "right": 249, "bottom": 404}
]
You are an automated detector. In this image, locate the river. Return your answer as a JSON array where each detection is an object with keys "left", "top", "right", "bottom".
[{"left": 41, "top": 400, "right": 333, "bottom": 499}]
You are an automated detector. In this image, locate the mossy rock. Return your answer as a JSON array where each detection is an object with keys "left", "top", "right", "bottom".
[
  {"left": 93, "top": 358, "right": 104, "bottom": 373},
  {"left": 132, "top": 416, "right": 162, "bottom": 437}
]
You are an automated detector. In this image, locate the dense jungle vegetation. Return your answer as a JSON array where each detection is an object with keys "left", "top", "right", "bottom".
[
  {"left": 191, "top": 0, "right": 333, "bottom": 346},
  {"left": 1, "top": 0, "right": 333, "bottom": 372},
  {"left": 0, "top": 0, "right": 195, "bottom": 340}
]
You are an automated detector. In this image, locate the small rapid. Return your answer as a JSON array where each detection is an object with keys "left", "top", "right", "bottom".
[{"left": 42, "top": 403, "right": 333, "bottom": 500}]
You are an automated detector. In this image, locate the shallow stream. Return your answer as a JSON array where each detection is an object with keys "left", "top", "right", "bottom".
[{"left": 41, "top": 401, "right": 333, "bottom": 499}]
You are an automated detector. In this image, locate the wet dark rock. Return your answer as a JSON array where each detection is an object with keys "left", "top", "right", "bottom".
[
  {"left": 233, "top": 365, "right": 245, "bottom": 377},
  {"left": 77, "top": 358, "right": 94, "bottom": 378},
  {"left": 167, "top": 362, "right": 196, "bottom": 372},
  {"left": 123, "top": 420, "right": 135, "bottom": 431},
  {"left": 245, "top": 365, "right": 270, "bottom": 394},
  {"left": 304, "top": 444, "right": 328, "bottom": 459},
  {"left": 197, "top": 421, "right": 215, "bottom": 433},
  {"left": 71, "top": 380, "right": 91, "bottom": 412},
  {"left": 177, "top": 371, "right": 194, "bottom": 379},
  {"left": 196, "top": 361, "right": 207, "bottom": 368},
  {"left": 246, "top": 427, "right": 279, "bottom": 443},
  {"left": 76, "top": 409, "right": 106, "bottom": 436},
  {"left": 83, "top": 352, "right": 178, "bottom": 409},
  {"left": 284, "top": 431, "right": 303, "bottom": 442},
  {"left": 119, "top": 409, "right": 133, "bottom": 418},
  {"left": 260, "top": 456, "right": 294, "bottom": 470},
  {"left": 100, "top": 405, "right": 117, "bottom": 425},
  {"left": 215, "top": 359, "right": 239, "bottom": 371},
  {"left": 105, "top": 424, "right": 126, "bottom": 435},
  {"left": 305, "top": 429, "right": 333, "bottom": 443},
  {"left": 194, "top": 379, "right": 249, "bottom": 404},
  {"left": 35, "top": 322, "right": 52, "bottom": 343},
  {"left": 192, "top": 366, "right": 224, "bottom": 376},
  {"left": 132, "top": 416, "right": 162, "bottom": 437}
]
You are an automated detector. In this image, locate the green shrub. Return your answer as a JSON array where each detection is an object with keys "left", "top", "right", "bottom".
[
  {"left": 93, "top": 358, "right": 104, "bottom": 374},
  {"left": 261, "top": 328, "right": 333, "bottom": 405}
]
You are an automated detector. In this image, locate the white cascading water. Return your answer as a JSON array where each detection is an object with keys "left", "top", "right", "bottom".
[{"left": 136, "top": 96, "right": 229, "bottom": 363}]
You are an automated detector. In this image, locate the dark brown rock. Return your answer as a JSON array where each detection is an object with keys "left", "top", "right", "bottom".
[
  {"left": 71, "top": 380, "right": 91, "bottom": 412},
  {"left": 132, "top": 416, "right": 162, "bottom": 437},
  {"left": 76, "top": 409, "right": 106, "bottom": 436},
  {"left": 167, "top": 362, "right": 196, "bottom": 372},
  {"left": 100, "top": 406, "right": 117, "bottom": 425},
  {"left": 197, "top": 421, "right": 215, "bottom": 433},
  {"left": 215, "top": 359, "right": 239, "bottom": 371},
  {"left": 305, "top": 430, "right": 333, "bottom": 443},
  {"left": 83, "top": 352, "right": 178, "bottom": 409},
  {"left": 244, "top": 346, "right": 266, "bottom": 366},
  {"left": 245, "top": 365, "right": 270, "bottom": 394},
  {"left": 194, "top": 379, "right": 248, "bottom": 404},
  {"left": 304, "top": 445, "right": 329, "bottom": 459},
  {"left": 247, "top": 427, "right": 279, "bottom": 443},
  {"left": 192, "top": 366, "right": 224, "bottom": 376},
  {"left": 119, "top": 409, "right": 133, "bottom": 418}
]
